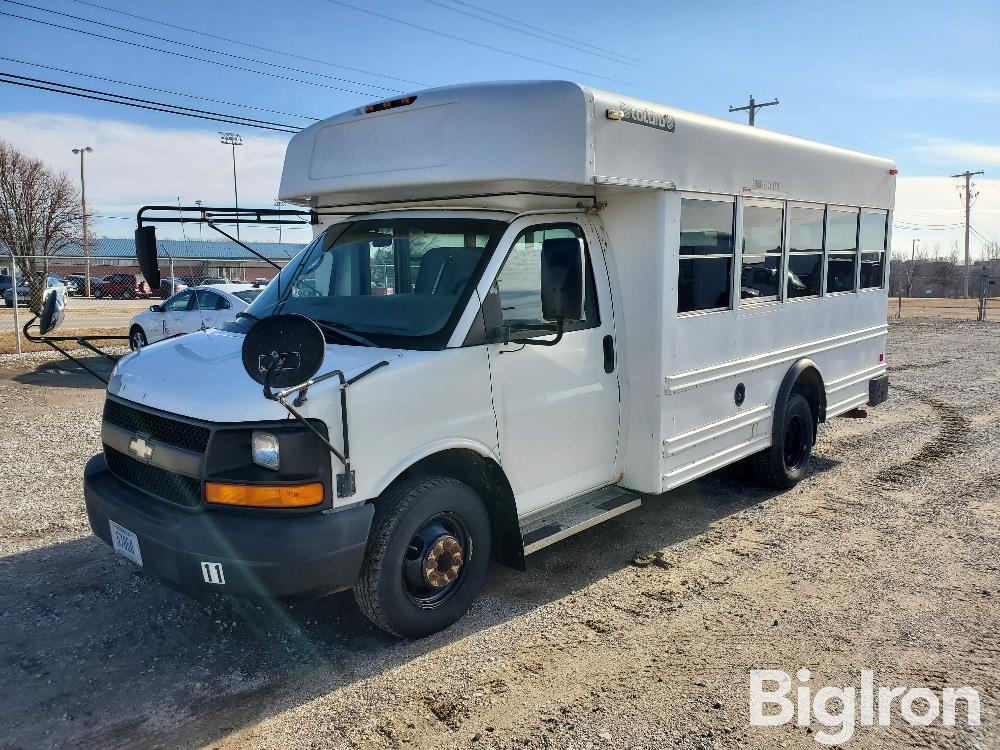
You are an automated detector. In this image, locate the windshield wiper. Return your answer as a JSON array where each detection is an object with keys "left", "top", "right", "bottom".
[
  {"left": 315, "top": 319, "right": 378, "bottom": 348},
  {"left": 235, "top": 311, "right": 259, "bottom": 321}
]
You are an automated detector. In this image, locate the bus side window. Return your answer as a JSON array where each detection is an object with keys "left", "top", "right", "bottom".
[
  {"left": 859, "top": 210, "right": 888, "bottom": 289},
  {"left": 826, "top": 208, "right": 859, "bottom": 294},
  {"left": 787, "top": 205, "right": 825, "bottom": 299},
  {"left": 678, "top": 198, "right": 735, "bottom": 314}
]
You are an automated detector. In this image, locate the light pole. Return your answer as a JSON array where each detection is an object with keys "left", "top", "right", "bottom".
[
  {"left": 72, "top": 146, "right": 94, "bottom": 296},
  {"left": 219, "top": 132, "right": 242, "bottom": 240},
  {"left": 274, "top": 199, "right": 284, "bottom": 244}
]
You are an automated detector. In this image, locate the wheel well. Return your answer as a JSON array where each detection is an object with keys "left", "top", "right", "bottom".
[
  {"left": 791, "top": 367, "right": 826, "bottom": 428},
  {"left": 378, "top": 449, "right": 525, "bottom": 571},
  {"left": 773, "top": 360, "right": 826, "bottom": 448}
]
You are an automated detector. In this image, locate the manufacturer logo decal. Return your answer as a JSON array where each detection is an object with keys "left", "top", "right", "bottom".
[
  {"left": 128, "top": 435, "right": 153, "bottom": 461},
  {"left": 613, "top": 101, "right": 676, "bottom": 133}
]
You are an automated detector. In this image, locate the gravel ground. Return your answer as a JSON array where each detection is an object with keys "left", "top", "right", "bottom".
[{"left": 1, "top": 319, "right": 998, "bottom": 750}]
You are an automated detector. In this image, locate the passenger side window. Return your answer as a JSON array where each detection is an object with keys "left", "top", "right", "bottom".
[
  {"left": 195, "top": 291, "right": 226, "bottom": 311},
  {"left": 496, "top": 225, "right": 599, "bottom": 331},
  {"left": 859, "top": 210, "right": 888, "bottom": 289},
  {"left": 678, "top": 198, "right": 735, "bottom": 313},
  {"left": 787, "top": 206, "right": 825, "bottom": 299},
  {"left": 163, "top": 291, "right": 193, "bottom": 312},
  {"left": 741, "top": 202, "right": 784, "bottom": 302},
  {"left": 826, "top": 208, "right": 859, "bottom": 294}
]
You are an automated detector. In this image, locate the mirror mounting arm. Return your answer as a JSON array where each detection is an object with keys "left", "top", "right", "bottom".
[
  {"left": 508, "top": 319, "right": 565, "bottom": 347},
  {"left": 21, "top": 316, "right": 128, "bottom": 385},
  {"left": 263, "top": 358, "right": 389, "bottom": 499}
]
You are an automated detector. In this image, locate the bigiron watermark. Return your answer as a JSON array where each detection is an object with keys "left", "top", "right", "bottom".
[{"left": 749, "top": 669, "right": 981, "bottom": 746}]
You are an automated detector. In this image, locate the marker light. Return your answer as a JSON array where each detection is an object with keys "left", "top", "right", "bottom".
[
  {"left": 364, "top": 96, "right": 417, "bottom": 114},
  {"left": 205, "top": 482, "right": 324, "bottom": 508},
  {"left": 889, "top": 168, "right": 899, "bottom": 175},
  {"left": 251, "top": 430, "right": 280, "bottom": 470}
]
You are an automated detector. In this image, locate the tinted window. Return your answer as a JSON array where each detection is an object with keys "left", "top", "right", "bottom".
[
  {"left": 496, "top": 225, "right": 599, "bottom": 331},
  {"left": 164, "top": 291, "right": 193, "bottom": 312},
  {"left": 859, "top": 211, "right": 887, "bottom": 289},
  {"left": 678, "top": 198, "right": 734, "bottom": 313},
  {"left": 741, "top": 204, "right": 783, "bottom": 301},
  {"left": 787, "top": 206, "right": 824, "bottom": 299},
  {"left": 826, "top": 209, "right": 858, "bottom": 293}
]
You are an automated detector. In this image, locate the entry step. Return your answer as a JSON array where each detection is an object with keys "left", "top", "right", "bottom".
[{"left": 521, "top": 485, "right": 642, "bottom": 555}]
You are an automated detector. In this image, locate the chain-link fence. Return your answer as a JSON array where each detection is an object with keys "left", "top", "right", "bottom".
[{"left": 1, "top": 252, "right": 288, "bottom": 354}]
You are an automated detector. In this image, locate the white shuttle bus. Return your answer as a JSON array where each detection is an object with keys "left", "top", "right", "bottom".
[{"left": 83, "top": 81, "right": 893, "bottom": 637}]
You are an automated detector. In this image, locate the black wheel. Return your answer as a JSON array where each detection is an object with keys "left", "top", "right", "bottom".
[
  {"left": 354, "top": 475, "right": 491, "bottom": 638},
  {"left": 94, "top": 289, "right": 103, "bottom": 299},
  {"left": 751, "top": 393, "right": 814, "bottom": 489},
  {"left": 129, "top": 325, "right": 147, "bottom": 350},
  {"left": 123, "top": 289, "right": 135, "bottom": 300},
  {"left": 4, "top": 300, "right": 11, "bottom": 308}
]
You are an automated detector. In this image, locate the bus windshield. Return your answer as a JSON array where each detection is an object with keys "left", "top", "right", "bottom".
[{"left": 245, "top": 217, "right": 505, "bottom": 349}]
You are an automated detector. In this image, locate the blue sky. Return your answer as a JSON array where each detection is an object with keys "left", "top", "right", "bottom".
[{"left": 1, "top": 0, "right": 998, "bottom": 250}]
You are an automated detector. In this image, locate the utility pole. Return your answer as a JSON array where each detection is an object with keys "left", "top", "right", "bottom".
[
  {"left": 72, "top": 146, "right": 94, "bottom": 296},
  {"left": 219, "top": 132, "right": 243, "bottom": 240},
  {"left": 952, "top": 169, "right": 983, "bottom": 298},
  {"left": 194, "top": 199, "right": 203, "bottom": 241},
  {"left": 729, "top": 94, "right": 779, "bottom": 126}
]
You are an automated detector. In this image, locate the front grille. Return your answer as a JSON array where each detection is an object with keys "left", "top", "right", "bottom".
[
  {"left": 105, "top": 446, "right": 202, "bottom": 509},
  {"left": 103, "top": 399, "right": 211, "bottom": 453}
]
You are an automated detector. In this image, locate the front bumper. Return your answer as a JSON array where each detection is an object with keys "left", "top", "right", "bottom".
[{"left": 83, "top": 454, "right": 374, "bottom": 597}]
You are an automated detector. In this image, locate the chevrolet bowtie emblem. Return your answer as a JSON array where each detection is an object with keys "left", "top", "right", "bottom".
[{"left": 128, "top": 436, "right": 154, "bottom": 461}]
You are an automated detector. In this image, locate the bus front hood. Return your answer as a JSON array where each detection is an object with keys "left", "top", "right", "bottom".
[{"left": 107, "top": 328, "right": 395, "bottom": 423}]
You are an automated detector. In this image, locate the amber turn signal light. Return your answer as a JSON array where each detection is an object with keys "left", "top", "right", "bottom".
[{"left": 205, "top": 482, "right": 324, "bottom": 508}]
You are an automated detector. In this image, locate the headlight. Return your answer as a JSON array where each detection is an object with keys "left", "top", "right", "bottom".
[{"left": 251, "top": 431, "right": 280, "bottom": 470}]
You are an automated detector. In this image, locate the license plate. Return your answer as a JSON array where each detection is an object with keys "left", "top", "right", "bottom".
[{"left": 109, "top": 519, "right": 143, "bottom": 566}]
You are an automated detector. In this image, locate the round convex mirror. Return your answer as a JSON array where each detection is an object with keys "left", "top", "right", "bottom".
[
  {"left": 241, "top": 314, "right": 325, "bottom": 388},
  {"left": 38, "top": 288, "right": 66, "bottom": 335}
]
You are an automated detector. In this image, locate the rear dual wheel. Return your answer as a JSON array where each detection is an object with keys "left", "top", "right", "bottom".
[{"left": 354, "top": 475, "right": 491, "bottom": 638}]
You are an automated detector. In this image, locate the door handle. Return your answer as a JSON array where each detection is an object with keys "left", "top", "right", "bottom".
[{"left": 602, "top": 335, "right": 615, "bottom": 373}]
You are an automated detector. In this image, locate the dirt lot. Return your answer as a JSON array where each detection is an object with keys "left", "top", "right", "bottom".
[{"left": 1, "top": 319, "right": 998, "bottom": 750}]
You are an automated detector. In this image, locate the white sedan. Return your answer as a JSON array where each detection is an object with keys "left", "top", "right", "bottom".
[{"left": 128, "top": 284, "right": 263, "bottom": 349}]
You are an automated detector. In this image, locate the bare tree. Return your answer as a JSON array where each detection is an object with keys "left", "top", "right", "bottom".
[
  {"left": 983, "top": 237, "right": 1000, "bottom": 264},
  {"left": 0, "top": 140, "right": 83, "bottom": 312}
]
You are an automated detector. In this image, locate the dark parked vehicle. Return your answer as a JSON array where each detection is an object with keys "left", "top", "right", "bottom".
[
  {"left": 94, "top": 273, "right": 150, "bottom": 300},
  {"left": 0, "top": 273, "right": 20, "bottom": 295},
  {"left": 64, "top": 274, "right": 104, "bottom": 296},
  {"left": 157, "top": 277, "right": 187, "bottom": 299}
]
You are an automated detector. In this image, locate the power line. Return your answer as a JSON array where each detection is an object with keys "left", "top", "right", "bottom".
[
  {"left": 0, "top": 10, "right": 389, "bottom": 99},
  {"left": 1, "top": 1, "right": 397, "bottom": 94},
  {"left": 423, "top": 0, "right": 644, "bottom": 68},
  {"left": 443, "top": 0, "right": 646, "bottom": 66},
  {"left": 66, "top": 0, "right": 427, "bottom": 89},
  {"left": 0, "top": 73, "right": 301, "bottom": 133},
  {"left": 323, "top": 0, "right": 630, "bottom": 85},
  {"left": 2, "top": 56, "right": 321, "bottom": 121}
]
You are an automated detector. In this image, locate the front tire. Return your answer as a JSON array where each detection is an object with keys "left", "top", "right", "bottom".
[
  {"left": 752, "top": 393, "right": 815, "bottom": 489},
  {"left": 354, "top": 475, "right": 491, "bottom": 638},
  {"left": 129, "top": 325, "right": 147, "bottom": 350}
]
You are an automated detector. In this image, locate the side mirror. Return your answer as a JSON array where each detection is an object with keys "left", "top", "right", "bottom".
[
  {"left": 540, "top": 237, "right": 585, "bottom": 322},
  {"left": 38, "top": 288, "right": 66, "bottom": 335},
  {"left": 135, "top": 226, "right": 161, "bottom": 289},
  {"left": 149, "top": 304, "right": 164, "bottom": 313}
]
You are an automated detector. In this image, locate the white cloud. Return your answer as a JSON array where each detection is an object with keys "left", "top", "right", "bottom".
[
  {"left": 0, "top": 113, "right": 311, "bottom": 242},
  {"left": 905, "top": 136, "right": 1000, "bottom": 168}
]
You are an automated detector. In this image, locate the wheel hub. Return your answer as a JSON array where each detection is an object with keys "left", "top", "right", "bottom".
[{"left": 423, "top": 534, "right": 464, "bottom": 588}]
